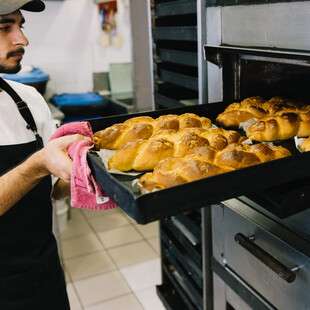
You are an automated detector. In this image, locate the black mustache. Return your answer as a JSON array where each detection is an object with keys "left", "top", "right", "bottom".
[{"left": 7, "top": 49, "right": 25, "bottom": 58}]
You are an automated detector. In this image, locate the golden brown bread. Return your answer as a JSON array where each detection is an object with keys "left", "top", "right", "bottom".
[
  {"left": 214, "top": 143, "right": 291, "bottom": 169},
  {"left": 93, "top": 119, "right": 154, "bottom": 150},
  {"left": 93, "top": 113, "right": 212, "bottom": 150},
  {"left": 108, "top": 127, "right": 244, "bottom": 171},
  {"left": 247, "top": 113, "right": 299, "bottom": 141},
  {"left": 216, "top": 96, "right": 310, "bottom": 141},
  {"left": 260, "top": 96, "right": 299, "bottom": 114},
  {"left": 138, "top": 143, "right": 292, "bottom": 192},
  {"left": 291, "top": 111, "right": 310, "bottom": 137},
  {"left": 123, "top": 116, "right": 154, "bottom": 126},
  {"left": 247, "top": 112, "right": 310, "bottom": 141},
  {"left": 216, "top": 96, "right": 268, "bottom": 127},
  {"left": 216, "top": 96, "right": 303, "bottom": 128},
  {"left": 248, "top": 143, "right": 292, "bottom": 161},
  {"left": 139, "top": 156, "right": 232, "bottom": 190},
  {"left": 301, "top": 137, "right": 310, "bottom": 152},
  {"left": 215, "top": 108, "right": 267, "bottom": 128}
]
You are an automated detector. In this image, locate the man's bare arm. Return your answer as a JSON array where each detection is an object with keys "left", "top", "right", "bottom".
[
  {"left": 52, "top": 179, "right": 71, "bottom": 200},
  {"left": 0, "top": 134, "right": 86, "bottom": 216}
]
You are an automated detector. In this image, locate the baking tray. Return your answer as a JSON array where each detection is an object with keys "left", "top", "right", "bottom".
[{"left": 87, "top": 102, "right": 310, "bottom": 224}]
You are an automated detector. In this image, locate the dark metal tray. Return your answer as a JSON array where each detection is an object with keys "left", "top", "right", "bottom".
[{"left": 87, "top": 102, "right": 310, "bottom": 224}]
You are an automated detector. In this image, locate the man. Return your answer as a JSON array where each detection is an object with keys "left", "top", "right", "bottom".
[{"left": 0, "top": 1, "right": 84, "bottom": 309}]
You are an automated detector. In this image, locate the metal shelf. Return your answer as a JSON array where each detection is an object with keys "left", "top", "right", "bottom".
[
  {"left": 157, "top": 48, "right": 198, "bottom": 67},
  {"left": 151, "top": 2, "right": 206, "bottom": 308},
  {"left": 159, "top": 68, "right": 198, "bottom": 91},
  {"left": 154, "top": 92, "right": 186, "bottom": 109},
  {"left": 155, "top": 0, "right": 197, "bottom": 18},
  {"left": 162, "top": 264, "right": 200, "bottom": 310},
  {"left": 161, "top": 221, "right": 203, "bottom": 285},
  {"left": 153, "top": 26, "right": 197, "bottom": 41}
]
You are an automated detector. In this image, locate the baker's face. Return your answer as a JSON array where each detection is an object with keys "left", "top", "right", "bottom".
[{"left": 0, "top": 11, "right": 29, "bottom": 74}]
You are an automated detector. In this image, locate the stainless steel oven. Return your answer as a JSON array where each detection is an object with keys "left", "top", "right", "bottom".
[
  {"left": 204, "top": 2, "right": 310, "bottom": 309},
  {"left": 212, "top": 200, "right": 310, "bottom": 310},
  {"left": 205, "top": 2, "right": 310, "bottom": 104}
]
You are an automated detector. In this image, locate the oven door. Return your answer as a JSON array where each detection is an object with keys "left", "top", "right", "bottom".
[
  {"left": 213, "top": 272, "right": 257, "bottom": 310},
  {"left": 212, "top": 201, "right": 310, "bottom": 310}
]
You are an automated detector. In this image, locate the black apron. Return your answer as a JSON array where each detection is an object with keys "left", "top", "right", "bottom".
[{"left": 0, "top": 78, "right": 70, "bottom": 310}]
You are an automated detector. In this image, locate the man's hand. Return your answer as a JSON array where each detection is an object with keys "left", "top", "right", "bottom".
[
  {"left": 35, "top": 134, "right": 88, "bottom": 182},
  {"left": 0, "top": 134, "right": 89, "bottom": 215}
]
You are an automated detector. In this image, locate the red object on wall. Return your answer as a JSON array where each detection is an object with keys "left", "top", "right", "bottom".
[{"left": 98, "top": 1, "right": 117, "bottom": 13}]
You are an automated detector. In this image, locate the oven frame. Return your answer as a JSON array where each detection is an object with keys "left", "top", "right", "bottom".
[
  {"left": 204, "top": 45, "right": 310, "bottom": 102},
  {"left": 203, "top": 17, "right": 310, "bottom": 309},
  {"left": 211, "top": 199, "right": 310, "bottom": 310}
]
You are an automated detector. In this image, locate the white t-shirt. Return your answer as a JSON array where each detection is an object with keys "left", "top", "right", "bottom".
[
  {"left": 0, "top": 80, "right": 59, "bottom": 188},
  {"left": 0, "top": 79, "right": 52, "bottom": 146}
]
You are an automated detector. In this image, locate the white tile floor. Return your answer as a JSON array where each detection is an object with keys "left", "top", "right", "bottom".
[{"left": 59, "top": 206, "right": 166, "bottom": 310}]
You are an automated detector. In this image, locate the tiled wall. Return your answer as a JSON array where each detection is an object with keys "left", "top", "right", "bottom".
[{"left": 22, "top": 0, "right": 132, "bottom": 100}]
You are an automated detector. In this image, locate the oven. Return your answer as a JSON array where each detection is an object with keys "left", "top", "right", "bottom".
[
  {"left": 212, "top": 200, "right": 310, "bottom": 310},
  {"left": 204, "top": 2, "right": 310, "bottom": 309}
]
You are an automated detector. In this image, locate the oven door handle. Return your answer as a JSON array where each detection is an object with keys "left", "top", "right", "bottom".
[{"left": 234, "top": 233, "right": 298, "bottom": 283}]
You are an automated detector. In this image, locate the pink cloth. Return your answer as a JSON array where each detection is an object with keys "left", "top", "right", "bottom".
[{"left": 50, "top": 121, "right": 117, "bottom": 210}]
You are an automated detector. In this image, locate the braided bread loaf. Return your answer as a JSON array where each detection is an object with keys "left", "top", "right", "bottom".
[
  {"left": 216, "top": 96, "right": 310, "bottom": 141},
  {"left": 247, "top": 111, "right": 310, "bottom": 142},
  {"left": 138, "top": 143, "right": 292, "bottom": 191},
  {"left": 216, "top": 96, "right": 268, "bottom": 127},
  {"left": 108, "top": 127, "right": 244, "bottom": 171},
  {"left": 216, "top": 96, "right": 304, "bottom": 128},
  {"left": 93, "top": 113, "right": 212, "bottom": 150}
]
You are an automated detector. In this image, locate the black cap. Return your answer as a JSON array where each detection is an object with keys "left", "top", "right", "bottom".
[{"left": 0, "top": 0, "right": 45, "bottom": 15}]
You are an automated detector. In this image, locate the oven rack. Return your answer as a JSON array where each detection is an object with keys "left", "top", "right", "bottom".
[
  {"left": 152, "top": 0, "right": 198, "bottom": 109},
  {"left": 156, "top": 282, "right": 189, "bottom": 310},
  {"left": 161, "top": 219, "right": 203, "bottom": 284},
  {"left": 157, "top": 265, "right": 199, "bottom": 310},
  {"left": 156, "top": 206, "right": 204, "bottom": 310}
]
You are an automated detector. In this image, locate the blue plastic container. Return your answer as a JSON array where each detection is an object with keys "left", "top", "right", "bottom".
[
  {"left": 3, "top": 67, "right": 49, "bottom": 95},
  {"left": 52, "top": 93, "right": 103, "bottom": 106},
  {"left": 51, "top": 92, "right": 107, "bottom": 122}
]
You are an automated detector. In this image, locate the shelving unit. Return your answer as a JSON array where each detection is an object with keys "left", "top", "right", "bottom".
[
  {"left": 152, "top": 0, "right": 199, "bottom": 109},
  {"left": 157, "top": 210, "right": 204, "bottom": 310},
  {"left": 150, "top": 1, "right": 212, "bottom": 309}
]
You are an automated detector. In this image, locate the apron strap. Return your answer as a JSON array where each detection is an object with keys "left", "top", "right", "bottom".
[{"left": 0, "top": 77, "right": 43, "bottom": 148}]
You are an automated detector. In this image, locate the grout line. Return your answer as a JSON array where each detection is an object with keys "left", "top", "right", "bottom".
[
  {"left": 101, "top": 239, "right": 147, "bottom": 251},
  {"left": 67, "top": 268, "right": 118, "bottom": 284},
  {"left": 81, "top": 292, "right": 144, "bottom": 310},
  {"left": 77, "top": 209, "right": 140, "bottom": 303},
  {"left": 131, "top": 223, "right": 160, "bottom": 256},
  {"left": 60, "top": 232, "right": 96, "bottom": 243},
  {"left": 64, "top": 209, "right": 161, "bottom": 310},
  {"left": 63, "top": 248, "right": 107, "bottom": 263},
  {"left": 145, "top": 238, "right": 160, "bottom": 255},
  {"left": 80, "top": 210, "right": 134, "bottom": 269},
  {"left": 60, "top": 216, "right": 99, "bottom": 242},
  {"left": 80, "top": 209, "right": 150, "bottom": 308},
  {"left": 67, "top": 278, "right": 85, "bottom": 310}
]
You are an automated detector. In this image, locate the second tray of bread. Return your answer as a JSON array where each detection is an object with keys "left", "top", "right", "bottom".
[{"left": 87, "top": 100, "right": 310, "bottom": 224}]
